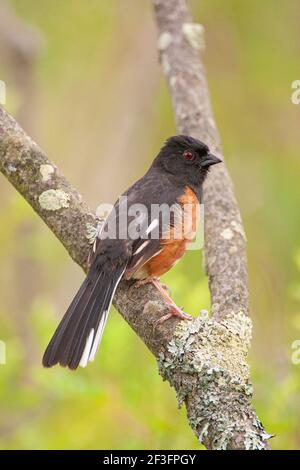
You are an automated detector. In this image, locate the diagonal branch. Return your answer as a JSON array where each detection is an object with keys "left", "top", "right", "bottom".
[{"left": 0, "top": 0, "right": 272, "bottom": 450}]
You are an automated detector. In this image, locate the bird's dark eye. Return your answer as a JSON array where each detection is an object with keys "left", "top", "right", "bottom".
[{"left": 183, "top": 150, "right": 194, "bottom": 161}]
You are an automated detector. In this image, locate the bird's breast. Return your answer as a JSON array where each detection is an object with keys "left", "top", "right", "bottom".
[{"left": 133, "top": 186, "right": 200, "bottom": 279}]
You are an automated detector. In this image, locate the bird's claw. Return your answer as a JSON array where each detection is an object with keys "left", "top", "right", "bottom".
[{"left": 155, "top": 305, "right": 192, "bottom": 325}]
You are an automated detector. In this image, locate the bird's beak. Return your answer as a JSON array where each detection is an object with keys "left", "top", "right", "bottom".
[{"left": 200, "top": 153, "right": 222, "bottom": 168}]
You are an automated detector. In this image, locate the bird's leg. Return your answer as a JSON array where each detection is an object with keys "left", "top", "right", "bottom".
[
  {"left": 151, "top": 278, "right": 192, "bottom": 323},
  {"left": 129, "top": 278, "right": 189, "bottom": 322},
  {"left": 128, "top": 276, "right": 169, "bottom": 300}
]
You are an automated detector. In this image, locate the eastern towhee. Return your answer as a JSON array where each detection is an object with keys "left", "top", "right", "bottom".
[{"left": 43, "top": 135, "right": 221, "bottom": 369}]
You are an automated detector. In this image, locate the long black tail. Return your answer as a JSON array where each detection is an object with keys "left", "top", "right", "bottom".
[{"left": 42, "top": 265, "right": 125, "bottom": 370}]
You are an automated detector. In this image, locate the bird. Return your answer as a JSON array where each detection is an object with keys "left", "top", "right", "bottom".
[{"left": 42, "top": 135, "right": 221, "bottom": 370}]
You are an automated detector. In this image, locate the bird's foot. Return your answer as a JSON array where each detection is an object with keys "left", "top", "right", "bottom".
[
  {"left": 149, "top": 278, "right": 192, "bottom": 324},
  {"left": 156, "top": 305, "right": 193, "bottom": 324},
  {"left": 128, "top": 278, "right": 190, "bottom": 323}
]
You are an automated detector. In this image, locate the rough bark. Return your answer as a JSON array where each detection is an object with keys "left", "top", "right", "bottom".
[{"left": 0, "top": 0, "right": 272, "bottom": 450}]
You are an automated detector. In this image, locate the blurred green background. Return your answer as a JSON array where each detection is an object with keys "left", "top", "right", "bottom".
[{"left": 0, "top": 0, "right": 300, "bottom": 450}]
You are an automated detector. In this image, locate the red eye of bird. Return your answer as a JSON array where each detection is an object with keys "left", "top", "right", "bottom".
[{"left": 183, "top": 150, "right": 194, "bottom": 161}]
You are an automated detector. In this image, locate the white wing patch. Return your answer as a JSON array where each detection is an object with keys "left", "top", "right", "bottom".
[
  {"left": 133, "top": 240, "right": 150, "bottom": 255},
  {"left": 145, "top": 218, "right": 159, "bottom": 235}
]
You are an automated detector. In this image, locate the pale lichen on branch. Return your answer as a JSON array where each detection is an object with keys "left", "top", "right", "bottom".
[{"left": 157, "top": 312, "right": 271, "bottom": 449}]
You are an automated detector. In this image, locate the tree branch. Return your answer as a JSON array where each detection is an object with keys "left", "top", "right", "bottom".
[{"left": 0, "top": 0, "right": 272, "bottom": 449}]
